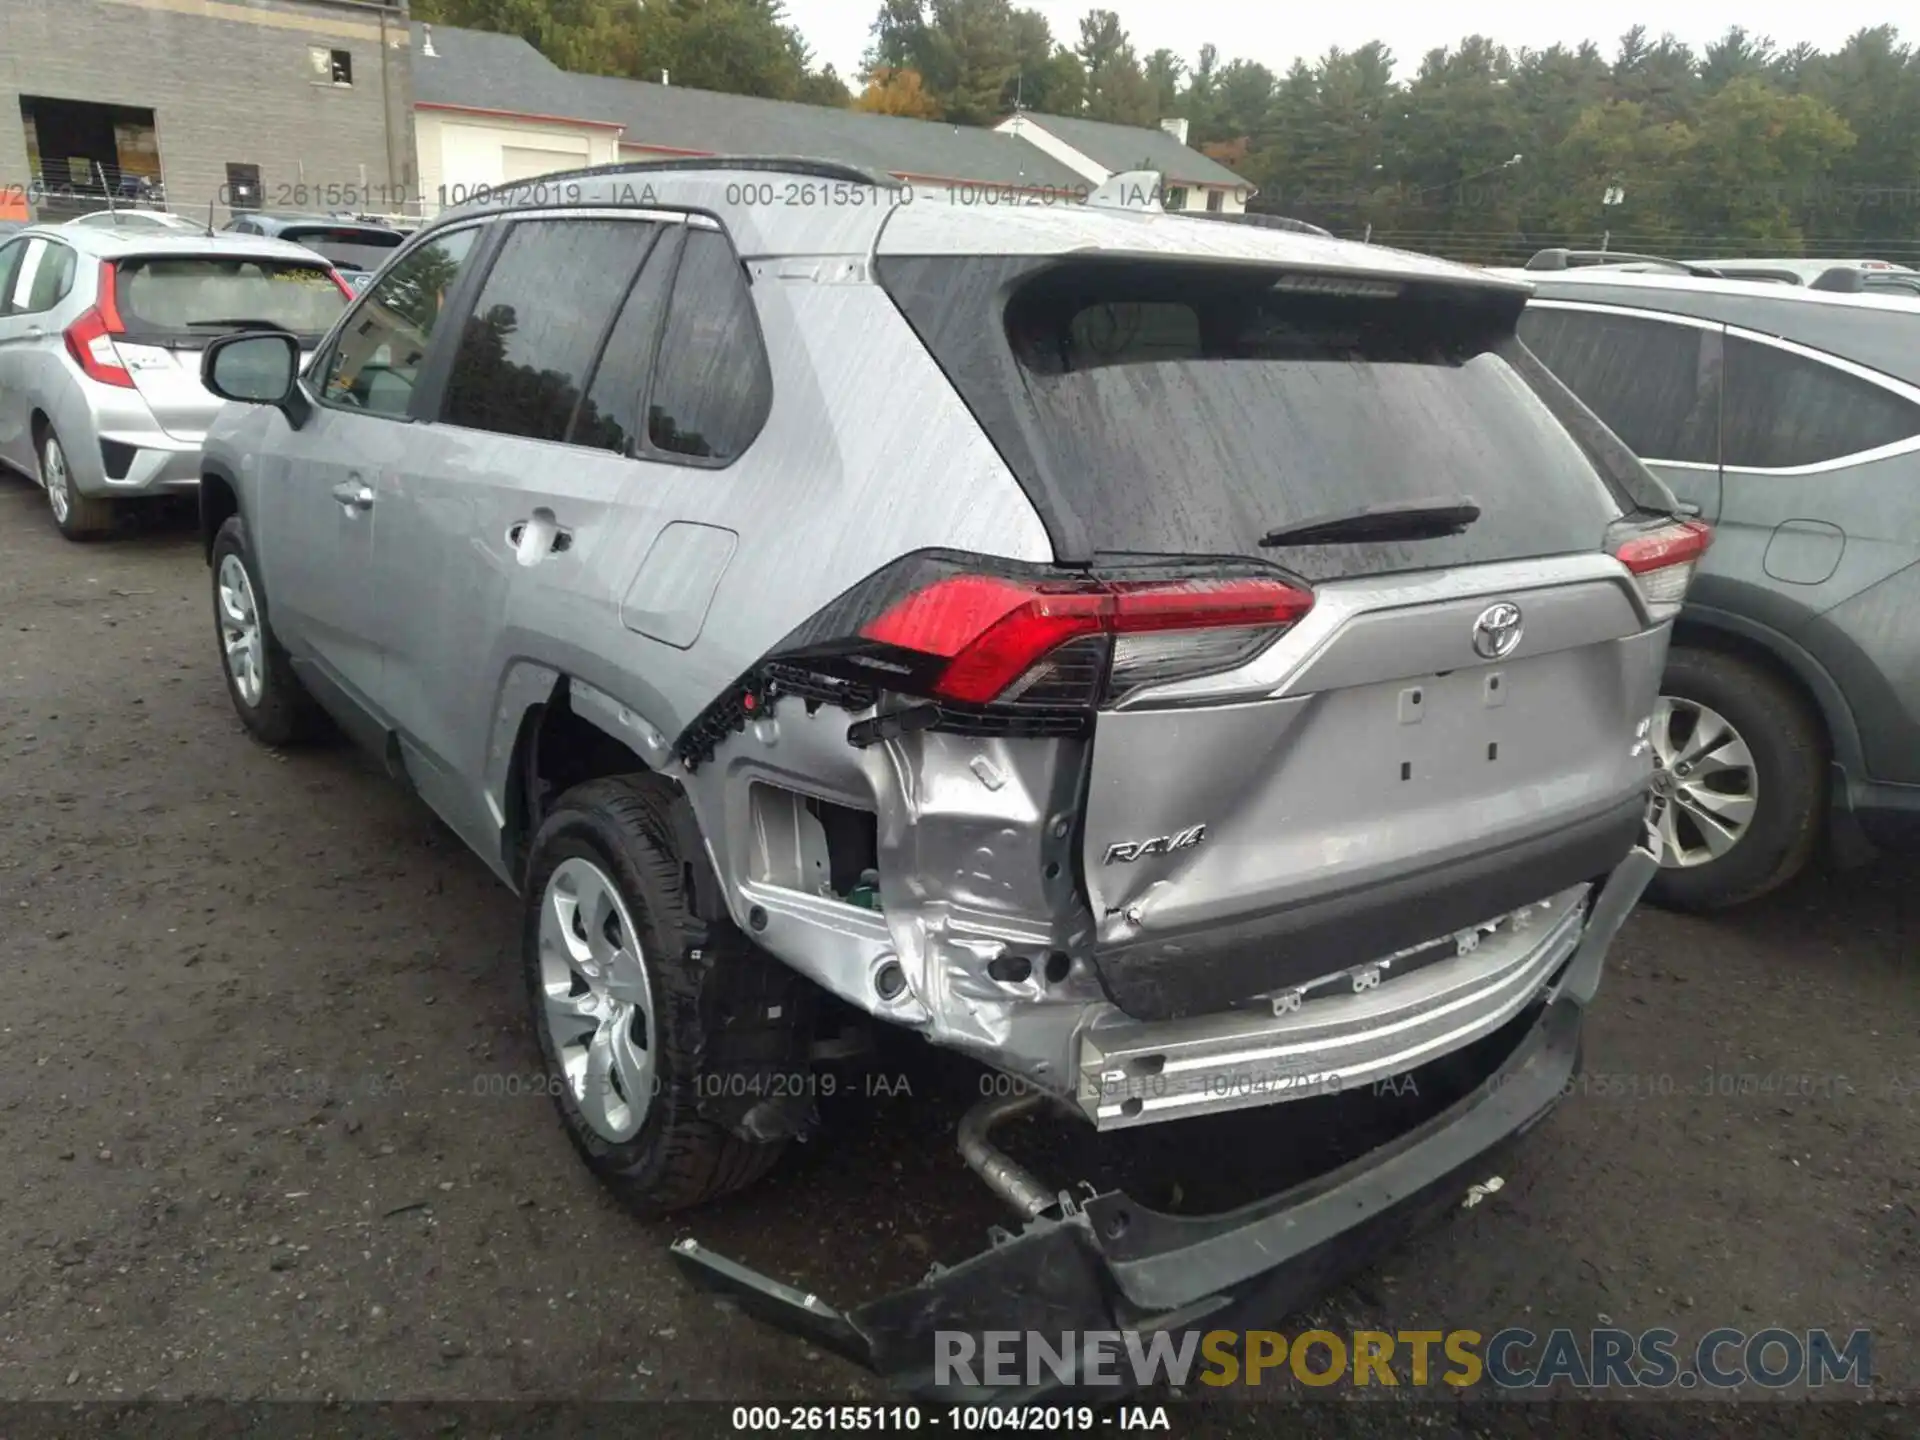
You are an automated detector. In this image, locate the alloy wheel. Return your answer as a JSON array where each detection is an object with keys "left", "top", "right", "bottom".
[
  {"left": 1648, "top": 695, "right": 1759, "bottom": 868},
  {"left": 42, "top": 436, "right": 70, "bottom": 524},
  {"left": 537, "top": 857, "right": 657, "bottom": 1143},
  {"left": 216, "top": 554, "right": 266, "bottom": 707}
]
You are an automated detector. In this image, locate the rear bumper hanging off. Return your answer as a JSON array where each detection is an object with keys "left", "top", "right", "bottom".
[{"left": 670, "top": 845, "right": 1658, "bottom": 1403}]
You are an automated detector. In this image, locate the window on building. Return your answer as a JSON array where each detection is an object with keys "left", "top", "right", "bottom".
[
  {"left": 573, "top": 229, "right": 678, "bottom": 455},
  {"left": 1721, "top": 334, "right": 1920, "bottom": 469},
  {"left": 1164, "top": 185, "right": 1188, "bottom": 211},
  {"left": 1517, "top": 307, "right": 1721, "bottom": 465},
  {"left": 225, "top": 162, "right": 262, "bottom": 212},
  {"left": 1205, "top": 188, "right": 1223, "bottom": 212},
  {"left": 320, "top": 227, "right": 479, "bottom": 417},
  {"left": 645, "top": 229, "right": 772, "bottom": 464},
  {"left": 439, "top": 218, "right": 663, "bottom": 444},
  {"left": 311, "top": 47, "right": 353, "bottom": 85}
]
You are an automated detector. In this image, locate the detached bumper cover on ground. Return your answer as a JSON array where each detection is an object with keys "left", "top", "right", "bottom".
[{"left": 670, "top": 846, "right": 1661, "bottom": 1403}]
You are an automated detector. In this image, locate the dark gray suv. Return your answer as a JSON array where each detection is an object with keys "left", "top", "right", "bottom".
[{"left": 1509, "top": 268, "right": 1920, "bottom": 909}]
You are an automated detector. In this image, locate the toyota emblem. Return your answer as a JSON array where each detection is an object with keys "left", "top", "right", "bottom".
[{"left": 1472, "top": 602, "right": 1524, "bottom": 660}]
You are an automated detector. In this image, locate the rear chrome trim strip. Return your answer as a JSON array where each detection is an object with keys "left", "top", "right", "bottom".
[{"left": 1074, "top": 883, "right": 1591, "bottom": 1130}]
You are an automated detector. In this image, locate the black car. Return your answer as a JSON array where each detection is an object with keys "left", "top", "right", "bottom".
[{"left": 222, "top": 212, "right": 405, "bottom": 289}]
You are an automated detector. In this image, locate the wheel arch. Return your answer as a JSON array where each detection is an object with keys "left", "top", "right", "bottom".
[
  {"left": 199, "top": 460, "right": 242, "bottom": 563},
  {"left": 493, "top": 670, "right": 712, "bottom": 902},
  {"left": 1669, "top": 606, "right": 1854, "bottom": 776}
]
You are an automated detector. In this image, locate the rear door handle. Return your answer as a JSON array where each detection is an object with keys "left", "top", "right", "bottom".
[
  {"left": 508, "top": 511, "right": 572, "bottom": 563},
  {"left": 331, "top": 481, "right": 374, "bottom": 511}
]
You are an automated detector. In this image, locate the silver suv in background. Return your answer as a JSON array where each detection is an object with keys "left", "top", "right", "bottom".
[
  {"left": 195, "top": 159, "right": 1690, "bottom": 1397},
  {"left": 1511, "top": 268, "right": 1920, "bottom": 909},
  {"left": 0, "top": 224, "right": 350, "bottom": 538}
]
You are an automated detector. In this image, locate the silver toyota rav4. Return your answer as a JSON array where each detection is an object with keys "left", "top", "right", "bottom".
[{"left": 197, "top": 158, "right": 1691, "bottom": 1397}]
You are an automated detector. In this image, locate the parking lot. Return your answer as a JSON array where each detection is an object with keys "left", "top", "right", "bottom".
[{"left": 0, "top": 475, "right": 1913, "bottom": 1425}]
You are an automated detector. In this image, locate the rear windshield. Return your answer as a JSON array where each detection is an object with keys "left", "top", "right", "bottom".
[
  {"left": 282, "top": 226, "right": 402, "bottom": 273},
  {"left": 114, "top": 256, "right": 346, "bottom": 341},
  {"left": 881, "top": 255, "right": 1663, "bottom": 577}
]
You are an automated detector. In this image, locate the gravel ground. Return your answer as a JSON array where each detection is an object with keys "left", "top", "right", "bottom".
[{"left": 0, "top": 476, "right": 1913, "bottom": 1436}]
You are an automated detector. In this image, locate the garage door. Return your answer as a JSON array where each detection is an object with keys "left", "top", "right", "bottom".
[{"left": 502, "top": 146, "right": 586, "bottom": 183}]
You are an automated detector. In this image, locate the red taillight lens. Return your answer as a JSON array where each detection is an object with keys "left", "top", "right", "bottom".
[
  {"left": 1614, "top": 518, "right": 1711, "bottom": 619},
  {"left": 64, "top": 308, "right": 134, "bottom": 388},
  {"left": 861, "top": 575, "right": 1313, "bottom": 705}
]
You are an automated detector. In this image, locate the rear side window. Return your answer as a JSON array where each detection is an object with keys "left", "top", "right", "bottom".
[
  {"left": 440, "top": 217, "right": 660, "bottom": 444},
  {"left": 0, "top": 238, "right": 26, "bottom": 314},
  {"left": 645, "top": 228, "right": 770, "bottom": 464},
  {"left": 573, "top": 230, "right": 678, "bottom": 455},
  {"left": 23, "top": 240, "right": 76, "bottom": 312},
  {"left": 888, "top": 256, "right": 1629, "bottom": 579},
  {"left": 1517, "top": 307, "right": 1720, "bottom": 465},
  {"left": 115, "top": 255, "right": 345, "bottom": 338},
  {"left": 1721, "top": 335, "right": 1920, "bottom": 469}
]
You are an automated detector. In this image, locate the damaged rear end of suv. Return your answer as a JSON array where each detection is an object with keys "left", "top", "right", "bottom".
[
  {"left": 665, "top": 198, "right": 1697, "bottom": 1395},
  {"left": 198, "top": 164, "right": 1699, "bottom": 1405}
]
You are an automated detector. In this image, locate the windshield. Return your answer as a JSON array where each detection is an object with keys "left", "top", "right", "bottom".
[
  {"left": 282, "top": 226, "right": 402, "bottom": 273},
  {"left": 114, "top": 256, "right": 346, "bottom": 340}
]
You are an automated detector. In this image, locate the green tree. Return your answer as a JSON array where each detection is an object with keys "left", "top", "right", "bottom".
[{"left": 1076, "top": 10, "right": 1157, "bottom": 125}]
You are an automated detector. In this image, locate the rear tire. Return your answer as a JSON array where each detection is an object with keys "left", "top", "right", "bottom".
[
  {"left": 1644, "top": 647, "right": 1824, "bottom": 913},
  {"left": 211, "top": 514, "right": 326, "bottom": 746},
  {"left": 39, "top": 425, "right": 113, "bottom": 541},
  {"left": 522, "top": 775, "right": 794, "bottom": 1215}
]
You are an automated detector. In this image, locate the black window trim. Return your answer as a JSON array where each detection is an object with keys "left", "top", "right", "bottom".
[
  {"left": 417, "top": 208, "right": 684, "bottom": 450},
  {"left": 1529, "top": 295, "right": 1920, "bottom": 474},
  {"left": 304, "top": 215, "right": 494, "bottom": 423},
  {"left": 0, "top": 235, "right": 37, "bottom": 316}
]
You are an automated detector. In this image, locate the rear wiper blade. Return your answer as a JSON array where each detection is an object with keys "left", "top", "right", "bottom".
[
  {"left": 1259, "top": 496, "right": 1481, "bottom": 547},
  {"left": 186, "top": 318, "right": 288, "bottom": 330}
]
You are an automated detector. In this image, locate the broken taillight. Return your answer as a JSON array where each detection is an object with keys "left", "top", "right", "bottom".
[
  {"left": 674, "top": 555, "right": 1316, "bottom": 766},
  {"left": 1614, "top": 518, "right": 1711, "bottom": 621},
  {"left": 860, "top": 573, "right": 1311, "bottom": 706}
]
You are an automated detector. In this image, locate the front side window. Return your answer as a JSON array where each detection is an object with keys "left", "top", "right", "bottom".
[
  {"left": 319, "top": 226, "right": 478, "bottom": 417},
  {"left": 1517, "top": 307, "right": 1720, "bottom": 465},
  {"left": 645, "top": 228, "right": 771, "bottom": 464},
  {"left": 1721, "top": 334, "right": 1920, "bottom": 469},
  {"left": 440, "top": 218, "right": 661, "bottom": 443}
]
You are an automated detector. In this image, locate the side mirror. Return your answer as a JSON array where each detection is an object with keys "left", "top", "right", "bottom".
[{"left": 201, "top": 331, "right": 309, "bottom": 428}]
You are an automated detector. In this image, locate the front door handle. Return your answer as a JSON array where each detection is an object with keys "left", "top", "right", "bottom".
[{"left": 331, "top": 481, "right": 374, "bottom": 512}]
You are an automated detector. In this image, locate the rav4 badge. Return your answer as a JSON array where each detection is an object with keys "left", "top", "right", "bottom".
[{"left": 1104, "top": 824, "right": 1207, "bottom": 865}]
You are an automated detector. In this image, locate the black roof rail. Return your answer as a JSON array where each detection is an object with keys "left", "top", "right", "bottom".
[
  {"left": 453, "top": 155, "right": 905, "bottom": 197},
  {"left": 1189, "top": 210, "right": 1333, "bottom": 238},
  {"left": 1525, "top": 247, "right": 1723, "bottom": 278},
  {"left": 1809, "top": 265, "right": 1867, "bottom": 293}
]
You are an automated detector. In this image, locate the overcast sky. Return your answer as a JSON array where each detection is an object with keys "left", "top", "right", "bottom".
[{"left": 785, "top": 0, "right": 1904, "bottom": 85}]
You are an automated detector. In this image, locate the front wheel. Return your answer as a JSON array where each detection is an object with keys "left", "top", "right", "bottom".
[
  {"left": 1644, "top": 647, "right": 1825, "bottom": 913},
  {"left": 210, "top": 515, "right": 325, "bottom": 746}
]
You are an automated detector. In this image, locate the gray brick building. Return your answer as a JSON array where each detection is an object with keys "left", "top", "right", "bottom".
[{"left": 0, "top": 0, "right": 413, "bottom": 225}]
